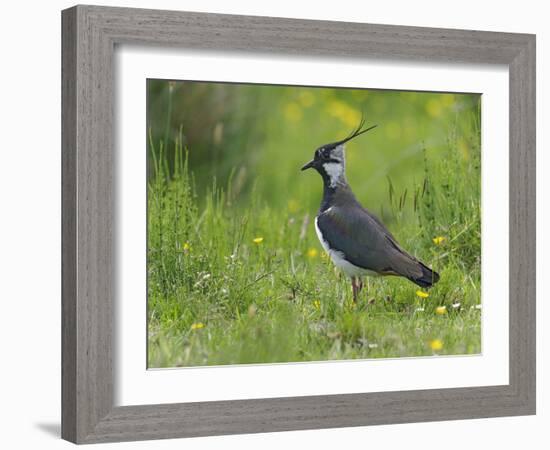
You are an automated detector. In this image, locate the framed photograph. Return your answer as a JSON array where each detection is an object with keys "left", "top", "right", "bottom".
[{"left": 62, "top": 5, "right": 536, "bottom": 444}]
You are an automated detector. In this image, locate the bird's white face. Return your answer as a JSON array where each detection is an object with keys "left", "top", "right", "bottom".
[
  {"left": 302, "top": 141, "right": 351, "bottom": 187},
  {"left": 323, "top": 161, "right": 344, "bottom": 187},
  {"left": 302, "top": 121, "right": 376, "bottom": 188},
  {"left": 320, "top": 144, "right": 346, "bottom": 188}
]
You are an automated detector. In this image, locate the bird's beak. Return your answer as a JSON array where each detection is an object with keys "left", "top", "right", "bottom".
[{"left": 301, "top": 160, "right": 315, "bottom": 171}]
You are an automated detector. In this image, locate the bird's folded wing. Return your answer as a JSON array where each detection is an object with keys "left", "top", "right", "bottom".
[{"left": 317, "top": 206, "right": 423, "bottom": 279}]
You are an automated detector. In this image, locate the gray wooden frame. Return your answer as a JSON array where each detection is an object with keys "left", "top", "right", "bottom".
[{"left": 61, "top": 4, "right": 536, "bottom": 444}]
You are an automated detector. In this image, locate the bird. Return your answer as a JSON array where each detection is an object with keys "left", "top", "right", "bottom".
[{"left": 301, "top": 118, "right": 440, "bottom": 302}]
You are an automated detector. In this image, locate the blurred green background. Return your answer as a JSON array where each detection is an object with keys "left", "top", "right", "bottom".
[
  {"left": 147, "top": 79, "right": 480, "bottom": 228},
  {"left": 146, "top": 79, "right": 481, "bottom": 367}
]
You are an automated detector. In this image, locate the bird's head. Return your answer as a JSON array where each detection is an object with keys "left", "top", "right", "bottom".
[{"left": 301, "top": 119, "right": 377, "bottom": 188}]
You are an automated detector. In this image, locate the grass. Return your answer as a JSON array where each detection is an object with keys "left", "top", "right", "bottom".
[{"left": 147, "top": 120, "right": 482, "bottom": 368}]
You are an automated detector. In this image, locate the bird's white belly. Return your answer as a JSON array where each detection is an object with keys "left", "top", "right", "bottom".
[{"left": 314, "top": 216, "right": 379, "bottom": 278}]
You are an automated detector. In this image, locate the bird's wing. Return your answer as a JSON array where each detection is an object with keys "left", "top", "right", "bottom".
[{"left": 317, "top": 205, "right": 424, "bottom": 279}]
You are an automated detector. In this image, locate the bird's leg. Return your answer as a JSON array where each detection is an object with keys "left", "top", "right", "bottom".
[
  {"left": 351, "top": 277, "right": 358, "bottom": 303},
  {"left": 358, "top": 278, "right": 364, "bottom": 293}
]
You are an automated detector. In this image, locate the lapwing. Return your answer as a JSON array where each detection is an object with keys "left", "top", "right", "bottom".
[{"left": 301, "top": 119, "right": 440, "bottom": 302}]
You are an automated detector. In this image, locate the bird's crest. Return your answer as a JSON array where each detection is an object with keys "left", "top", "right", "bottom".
[
  {"left": 321, "top": 117, "right": 377, "bottom": 164},
  {"left": 333, "top": 116, "right": 378, "bottom": 148}
]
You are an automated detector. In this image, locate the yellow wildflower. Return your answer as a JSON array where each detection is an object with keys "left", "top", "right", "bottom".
[
  {"left": 183, "top": 242, "right": 191, "bottom": 251},
  {"left": 252, "top": 237, "right": 264, "bottom": 244},
  {"left": 429, "top": 339, "right": 443, "bottom": 351},
  {"left": 435, "top": 306, "right": 447, "bottom": 315},
  {"left": 416, "top": 290, "right": 429, "bottom": 299},
  {"left": 190, "top": 322, "right": 205, "bottom": 330},
  {"left": 307, "top": 248, "right": 319, "bottom": 259},
  {"left": 432, "top": 236, "right": 446, "bottom": 245},
  {"left": 313, "top": 300, "right": 321, "bottom": 310}
]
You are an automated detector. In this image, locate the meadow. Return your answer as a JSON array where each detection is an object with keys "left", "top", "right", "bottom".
[{"left": 147, "top": 81, "right": 482, "bottom": 367}]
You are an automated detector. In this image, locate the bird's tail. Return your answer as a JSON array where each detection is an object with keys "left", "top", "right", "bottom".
[{"left": 409, "top": 261, "right": 440, "bottom": 288}]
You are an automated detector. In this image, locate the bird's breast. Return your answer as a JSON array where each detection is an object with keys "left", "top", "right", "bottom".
[{"left": 314, "top": 215, "right": 378, "bottom": 278}]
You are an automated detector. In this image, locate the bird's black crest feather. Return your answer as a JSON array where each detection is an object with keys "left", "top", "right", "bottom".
[{"left": 332, "top": 116, "right": 377, "bottom": 148}]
